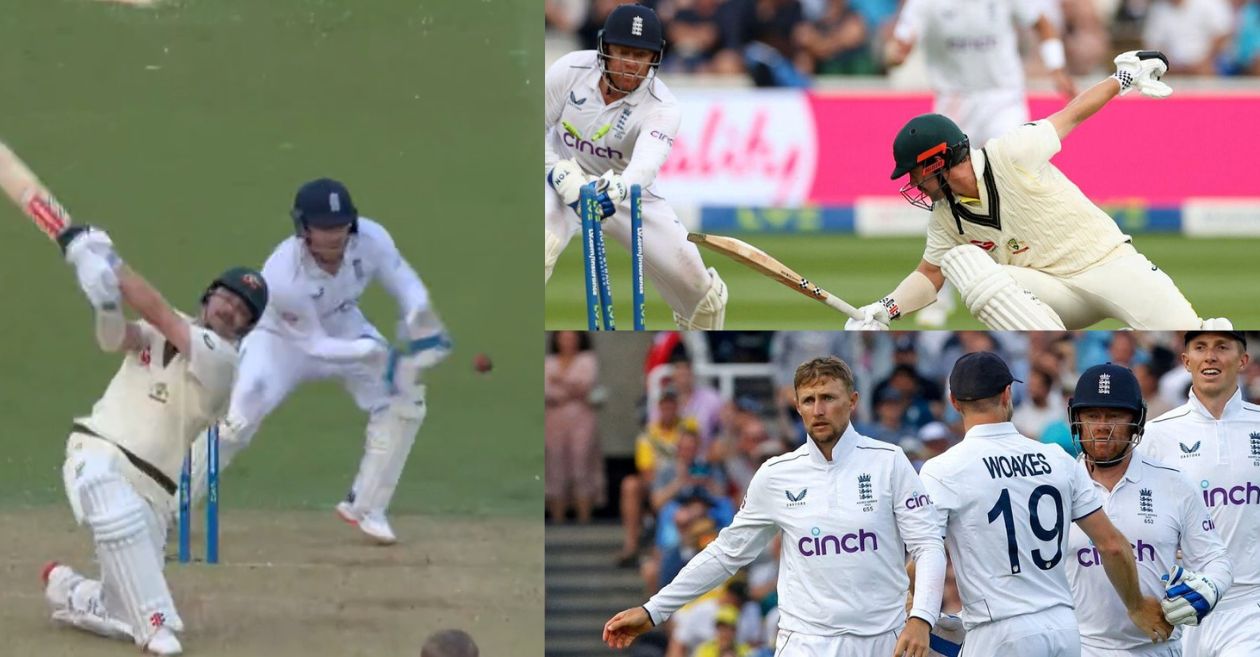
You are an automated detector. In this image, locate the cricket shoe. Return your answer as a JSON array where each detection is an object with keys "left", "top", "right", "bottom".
[
  {"left": 42, "top": 561, "right": 133, "bottom": 641},
  {"left": 41, "top": 561, "right": 74, "bottom": 611},
  {"left": 335, "top": 502, "right": 397, "bottom": 544},
  {"left": 144, "top": 627, "right": 183, "bottom": 655}
]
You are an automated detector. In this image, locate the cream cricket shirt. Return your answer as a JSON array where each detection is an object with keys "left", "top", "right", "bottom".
[
  {"left": 254, "top": 218, "right": 431, "bottom": 361},
  {"left": 919, "top": 422, "right": 1103, "bottom": 630},
  {"left": 644, "top": 424, "right": 946, "bottom": 636},
  {"left": 1141, "top": 388, "right": 1260, "bottom": 610},
  {"left": 923, "top": 120, "right": 1134, "bottom": 278},
  {"left": 893, "top": 0, "right": 1043, "bottom": 94},
  {"left": 544, "top": 50, "right": 680, "bottom": 192},
  {"left": 1065, "top": 456, "right": 1232, "bottom": 650},
  {"left": 77, "top": 318, "right": 237, "bottom": 484}
]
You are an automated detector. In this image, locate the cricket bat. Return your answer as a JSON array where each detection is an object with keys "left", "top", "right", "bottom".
[
  {"left": 688, "top": 232, "right": 863, "bottom": 321},
  {"left": 0, "top": 139, "right": 73, "bottom": 241}
]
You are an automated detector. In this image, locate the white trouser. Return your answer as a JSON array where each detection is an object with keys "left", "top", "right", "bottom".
[
  {"left": 1005, "top": 246, "right": 1199, "bottom": 329},
  {"left": 1183, "top": 597, "right": 1260, "bottom": 657},
  {"left": 1082, "top": 641, "right": 1181, "bottom": 657},
  {"left": 60, "top": 435, "right": 179, "bottom": 647},
  {"left": 962, "top": 606, "right": 1081, "bottom": 657},
  {"left": 935, "top": 88, "right": 1029, "bottom": 148},
  {"left": 544, "top": 181, "right": 712, "bottom": 319},
  {"left": 773, "top": 628, "right": 899, "bottom": 657}
]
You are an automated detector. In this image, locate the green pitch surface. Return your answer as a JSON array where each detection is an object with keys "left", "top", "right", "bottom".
[
  {"left": 546, "top": 234, "right": 1260, "bottom": 329},
  {"left": 0, "top": 1, "right": 539, "bottom": 654}
]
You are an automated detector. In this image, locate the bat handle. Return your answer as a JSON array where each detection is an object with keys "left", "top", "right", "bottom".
[{"left": 822, "top": 293, "right": 863, "bottom": 321}]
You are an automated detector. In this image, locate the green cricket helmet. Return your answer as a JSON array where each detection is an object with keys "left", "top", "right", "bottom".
[{"left": 203, "top": 266, "right": 268, "bottom": 327}]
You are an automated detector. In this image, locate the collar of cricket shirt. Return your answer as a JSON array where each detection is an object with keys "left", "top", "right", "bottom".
[
  {"left": 1187, "top": 386, "right": 1244, "bottom": 421},
  {"left": 963, "top": 421, "right": 1019, "bottom": 441},
  {"left": 957, "top": 149, "right": 989, "bottom": 208},
  {"left": 805, "top": 422, "right": 861, "bottom": 467}
]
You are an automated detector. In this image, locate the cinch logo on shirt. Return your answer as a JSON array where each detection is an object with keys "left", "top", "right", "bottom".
[
  {"left": 1201, "top": 479, "right": 1260, "bottom": 507},
  {"left": 561, "top": 132, "right": 625, "bottom": 160},
  {"left": 1077, "top": 540, "right": 1156, "bottom": 567},
  {"left": 905, "top": 493, "right": 932, "bottom": 509},
  {"left": 798, "top": 527, "right": 878, "bottom": 556}
]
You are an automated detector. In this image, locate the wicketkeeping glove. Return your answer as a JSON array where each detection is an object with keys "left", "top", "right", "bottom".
[
  {"left": 547, "top": 159, "right": 589, "bottom": 212},
  {"left": 1160, "top": 564, "right": 1219, "bottom": 626},
  {"left": 1113, "top": 50, "right": 1172, "bottom": 98},
  {"left": 589, "top": 171, "right": 629, "bottom": 220}
]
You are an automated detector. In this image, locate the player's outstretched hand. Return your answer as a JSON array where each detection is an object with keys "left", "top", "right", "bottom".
[
  {"left": 1113, "top": 50, "right": 1172, "bottom": 98},
  {"left": 1128, "top": 595, "right": 1175, "bottom": 643},
  {"left": 892, "top": 617, "right": 931, "bottom": 657},
  {"left": 603, "top": 606, "right": 653, "bottom": 649},
  {"left": 591, "top": 171, "right": 629, "bottom": 220}
]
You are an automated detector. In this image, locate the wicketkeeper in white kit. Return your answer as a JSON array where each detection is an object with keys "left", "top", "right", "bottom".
[
  {"left": 41, "top": 225, "right": 269, "bottom": 655},
  {"left": 187, "top": 178, "right": 451, "bottom": 544},
  {"left": 847, "top": 50, "right": 1230, "bottom": 331},
  {"left": 544, "top": 3, "right": 728, "bottom": 329}
]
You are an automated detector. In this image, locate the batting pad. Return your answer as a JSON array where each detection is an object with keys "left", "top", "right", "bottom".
[
  {"left": 673, "top": 267, "right": 728, "bottom": 330},
  {"left": 79, "top": 471, "right": 182, "bottom": 645},
  {"left": 941, "top": 246, "right": 1065, "bottom": 330},
  {"left": 545, "top": 229, "right": 564, "bottom": 283},
  {"left": 353, "top": 387, "right": 427, "bottom": 514}
]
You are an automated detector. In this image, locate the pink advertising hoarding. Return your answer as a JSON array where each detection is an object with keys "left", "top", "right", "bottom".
[{"left": 656, "top": 89, "right": 1260, "bottom": 208}]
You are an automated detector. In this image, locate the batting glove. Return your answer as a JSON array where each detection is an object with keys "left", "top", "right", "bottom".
[
  {"left": 547, "top": 159, "right": 589, "bottom": 211},
  {"left": 1113, "top": 50, "right": 1172, "bottom": 98},
  {"left": 58, "top": 225, "right": 118, "bottom": 266},
  {"left": 844, "top": 299, "right": 893, "bottom": 330},
  {"left": 1160, "top": 565, "right": 1219, "bottom": 626}
]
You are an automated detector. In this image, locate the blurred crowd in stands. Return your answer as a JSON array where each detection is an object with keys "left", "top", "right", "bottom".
[
  {"left": 544, "top": 330, "right": 1260, "bottom": 657},
  {"left": 546, "top": 0, "right": 1260, "bottom": 82}
]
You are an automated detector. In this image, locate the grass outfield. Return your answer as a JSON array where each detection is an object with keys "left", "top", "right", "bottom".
[{"left": 545, "top": 234, "right": 1260, "bottom": 329}]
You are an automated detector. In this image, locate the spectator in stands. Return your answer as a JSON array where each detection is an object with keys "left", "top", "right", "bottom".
[
  {"left": 862, "top": 387, "right": 920, "bottom": 445},
  {"left": 794, "top": 0, "right": 876, "bottom": 75},
  {"left": 1012, "top": 368, "right": 1068, "bottom": 439},
  {"left": 721, "top": 418, "right": 772, "bottom": 497},
  {"left": 872, "top": 363, "right": 940, "bottom": 429},
  {"left": 1229, "top": 0, "right": 1260, "bottom": 75},
  {"left": 546, "top": 0, "right": 588, "bottom": 32},
  {"left": 917, "top": 421, "right": 956, "bottom": 459},
  {"left": 619, "top": 387, "right": 691, "bottom": 566},
  {"left": 663, "top": 0, "right": 739, "bottom": 73},
  {"left": 669, "top": 355, "right": 725, "bottom": 447},
  {"left": 650, "top": 430, "right": 729, "bottom": 517},
  {"left": 546, "top": 331, "right": 603, "bottom": 524},
  {"left": 1134, "top": 362, "right": 1177, "bottom": 419},
  {"left": 694, "top": 605, "right": 754, "bottom": 657},
  {"left": 1142, "top": 0, "right": 1233, "bottom": 74},
  {"left": 1107, "top": 331, "right": 1143, "bottom": 368}
]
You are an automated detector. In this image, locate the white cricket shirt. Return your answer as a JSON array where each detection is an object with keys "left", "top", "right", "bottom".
[
  {"left": 644, "top": 424, "right": 946, "bottom": 636},
  {"left": 77, "top": 319, "right": 237, "bottom": 483},
  {"left": 920, "top": 421, "right": 1103, "bottom": 630},
  {"left": 544, "top": 50, "right": 680, "bottom": 191},
  {"left": 922, "top": 120, "right": 1134, "bottom": 277},
  {"left": 893, "top": 0, "right": 1045, "bottom": 94},
  {"left": 255, "top": 218, "right": 431, "bottom": 361},
  {"left": 1141, "top": 387, "right": 1260, "bottom": 610},
  {"left": 1065, "top": 456, "right": 1232, "bottom": 650}
]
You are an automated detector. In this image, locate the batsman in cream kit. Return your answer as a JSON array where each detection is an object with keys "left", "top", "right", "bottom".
[
  {"left": 39, "top": 226, "right": 268, "bottom": 655},
  {"left": 544, "top": 3, "right": 728, "bottom": 329}
]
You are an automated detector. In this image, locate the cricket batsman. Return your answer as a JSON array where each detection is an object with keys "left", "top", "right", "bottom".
[
  {"left": 846, "top": 50, "right": 1230, "bottom": 331},
  {"left": 40, "top": 225, "right": 268, "bottom": 655},
  {"left": 1065, "top": 363, "right": 1232, "bottom": 657},
  {"left": 544, "top": 3, "right": 728, "bottom": 329},
  {"left": 1140, "top": 331, "right": 1260, "bottom": 656},
  {"left": 919, "top": 352, "right": 1172, "bottom": 655},
  {"left": 604, "top": 356, "right": 946, "bottom": 657},
  {"left": 886, "top": 0, "right": 1076, "bottom": 327},
  {"left": 186, "top": 178, "right": 450, "bottom": 544}
]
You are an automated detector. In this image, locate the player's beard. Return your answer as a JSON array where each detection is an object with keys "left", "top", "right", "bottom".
[{"left": 807, "top": 421, "right": 846, "bottom": 449}]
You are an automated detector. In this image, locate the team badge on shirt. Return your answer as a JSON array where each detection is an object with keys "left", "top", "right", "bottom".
[
  {"left": 1250, "top": 432, "right": 1260, "bottom": 465},
  {"left": 857, "top": 473, "right": 876, "bottom": 511},
  {"left": 149, "top": 382, "right": 169, "bottom": 404},
  {"left": 1138, "top": 488, "right": 1156, "bottom": 525},
  {"left": 352, "top": 258, "right": 364, "bottom": 281},
  {"left": 1006, "top": 238, "right": 1029, "bottom": 255}
]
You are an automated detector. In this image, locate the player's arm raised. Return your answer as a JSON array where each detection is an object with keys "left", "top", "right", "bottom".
[
  {"left": 57, "top": 226, "right": 162, "bottom": 353},
  {"left": 883, "top": 0, "right": 923, "bottom": 67},
  {"left": 1047, "top": 50, "right": 1170, "bottom": 140},
  {"left": 1033, "top": 14, "right": 1075, "bottom": 98},
  {"left": 1074, "top": 508, "right": 1173, "bottom": 641}
]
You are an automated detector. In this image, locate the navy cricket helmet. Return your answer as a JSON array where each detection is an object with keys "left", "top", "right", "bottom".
[
  {"left": 597, "top": 4, "right": 665, "bottom": 91},
  {"left": 291, "top": 178, "right": 358, "bottom": 235},
  {"left": 1069, "top": 363, "right": 1147, "bottom": 466}
]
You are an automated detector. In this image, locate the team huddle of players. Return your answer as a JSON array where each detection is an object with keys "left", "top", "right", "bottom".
[{"left": 604, "top": 330, "right": 1257, "bottom": 657}]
